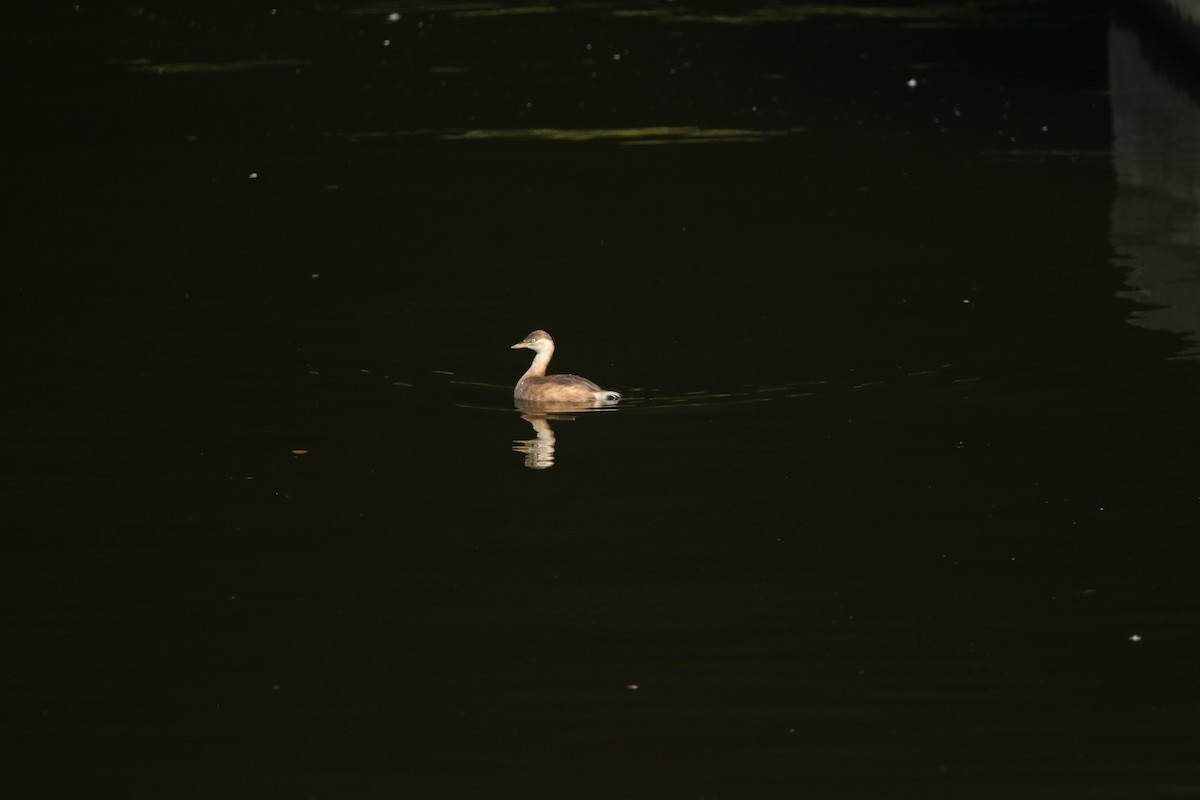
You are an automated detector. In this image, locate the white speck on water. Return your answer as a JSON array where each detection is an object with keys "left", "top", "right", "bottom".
[
  {"left": 383, "top": 39, "right": 391, "bottom": 46},
  {"left": 1129, "top": 634, "right": 1142, "bottom": 642},
  {"left": 612, "top": 53, "right": 621, "bottom": 61},
  {"left": 387, "top": 12, "right": 401, "bottom": 22},
  {"left": 626, "top": 683, "right": 639, "bottom": 690},
  {"left": 248, "top": 172, "right": 258, "bottom": 179},
  {"left": 906, "top": 78, "right": 918, "bottom": 88}
]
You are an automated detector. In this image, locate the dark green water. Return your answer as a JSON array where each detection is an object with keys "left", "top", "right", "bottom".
[{"left": 8, "top": 1, "right": 1200, "bottom": 797}]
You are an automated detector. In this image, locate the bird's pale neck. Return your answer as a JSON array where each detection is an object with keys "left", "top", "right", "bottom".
[{"left": 521, "top": 344, "right": 554, "bottom": 379}]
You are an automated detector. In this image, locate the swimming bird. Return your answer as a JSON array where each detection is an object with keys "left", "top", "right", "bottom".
[{"left": 511, "top": 330, "right": 621, "bottom": 405}]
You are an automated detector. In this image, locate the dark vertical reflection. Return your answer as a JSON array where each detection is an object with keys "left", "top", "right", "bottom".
[{"left": 1111, "top": 4, "right": 1200, "bottom": 357}]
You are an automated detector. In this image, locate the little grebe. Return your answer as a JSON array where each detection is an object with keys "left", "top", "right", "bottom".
[{"left": 511, "top": 330, "right": 621, "bottom": 405}]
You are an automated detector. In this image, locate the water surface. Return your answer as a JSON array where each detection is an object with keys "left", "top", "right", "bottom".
[{"left": 8, "top": 1, "right": 1200, "bottom": 798}]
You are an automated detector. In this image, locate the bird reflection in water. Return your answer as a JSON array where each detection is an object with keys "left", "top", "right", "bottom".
[
  {"left": 510, "top": 330, "right": 620, "bottom": 469},
  {"left": 512, "top": 401, "right": 617, "bottom": 470}
]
